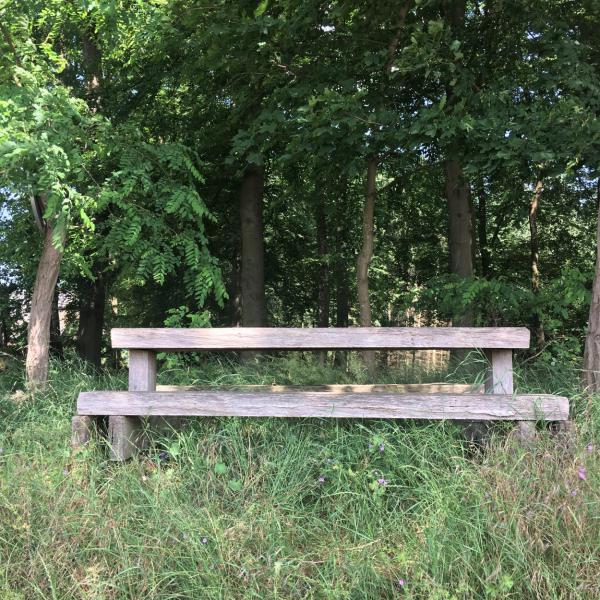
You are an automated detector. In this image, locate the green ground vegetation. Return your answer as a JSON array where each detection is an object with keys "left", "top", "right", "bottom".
[{"left": 0, "top": 354, "right": 597, "bottom": 599}]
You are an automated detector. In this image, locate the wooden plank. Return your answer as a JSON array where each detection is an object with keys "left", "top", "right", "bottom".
[
  {"left": 108, "top": 350, "right": 156, "bottom": 461},
  {"left": 78, "top": 391, "right": 568, "bottom": 421},
  {"left": 156, "top": 383, "right": 485, "bottom": 393},
  {"left": 111, "top": 327, "right": 530, "bottom": 351},
  {"left": 478, "top": 349, "right": 515, "bottom": 443},
  {"left": 107, "top": 416, "right": 146, "bottom": 460},
  {"left": 512, "top": 421, "right": 537, "bottom": 448},
  {"left": 129, "top": 350, "right": 157, "bottom": 391},
  {"left": 484, "top": 349, "right": 513, "bottom": 394},
  {"left": 484, "top": 349, "right": 536, "bottom": 444}
]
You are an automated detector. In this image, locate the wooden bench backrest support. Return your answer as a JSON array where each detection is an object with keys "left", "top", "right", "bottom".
[
  {"left": 111, "top": 327, "right": 530, "bottom": 351},
  {"left": 111, "top": 326, "right": 530, "bottom": 398}
]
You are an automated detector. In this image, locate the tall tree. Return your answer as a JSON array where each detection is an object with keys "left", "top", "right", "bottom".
[
  {"left": 240, "top": 164, "right": 267, "bottom": 327},
  {"left": 529, "top": 178, "right": 545, "bottom": 350},
  {"left": 583, "top": 181, "right": 600, "bottom": 391},
  {"left": 357, "top": 157, "right": 378, "bottom": 373},
  {"left": 316, "top": 201, "right": 330, "bottom": 364},
  {"left": 25, "top": 203, "right": 64, "bottom": 385},
  {"left": 444, "top": 0, "right": 474, "bottom": 326},
  {"left": 76, "top": 28, "right": 107, "bottom": 368}
]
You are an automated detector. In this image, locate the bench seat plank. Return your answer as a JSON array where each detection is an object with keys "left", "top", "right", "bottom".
[
  {"left": 78, "top": 391, "right": 567, "bottom": 421},
  {"left": 111, "top": 327, "right": 530, "bottom": 351}
]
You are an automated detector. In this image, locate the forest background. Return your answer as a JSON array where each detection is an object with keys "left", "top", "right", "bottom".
[{"left": 1, "top": 2, "right": 600, "bottom": 597}]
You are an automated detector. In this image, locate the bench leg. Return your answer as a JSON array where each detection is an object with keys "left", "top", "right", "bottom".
[
  {"left": 109, "top": 350, "right": 156, "bottom": 461},
  {"left": 514, "top": 421, "right": 537, "bottom": 444},
  {"left": 485, "top": 349, "right": 536, "bottom": 446},
  {"left": 108, "top": 416, "right": 146, "bottom": 461},
  {"left": 513, "top": 420, "right": 536, "bottom": 448},
  {"left": 71, "top": 415, "right": 94, "bottom": 449}
]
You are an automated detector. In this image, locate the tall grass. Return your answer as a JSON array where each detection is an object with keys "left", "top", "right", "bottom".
[{"left": 0, "top": 353, "right": 598, "bottom": 599}]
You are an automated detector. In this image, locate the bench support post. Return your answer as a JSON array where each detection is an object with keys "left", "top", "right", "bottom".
[
  {"left": 71, "top": 415, "right": 94, "bottom": 449},
  {"left": 484, "top": 349, "right": 513, "bottom": 394},
  {"left": 485, "top": 349, "right": 535, "bottom": 445},
  {"left": 108, "top": 349, "right": 156, "bottom": 461}
]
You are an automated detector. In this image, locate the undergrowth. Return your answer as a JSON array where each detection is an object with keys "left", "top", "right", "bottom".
[{"left": 0, "top": 352, "right": 597, "bottom": 599}]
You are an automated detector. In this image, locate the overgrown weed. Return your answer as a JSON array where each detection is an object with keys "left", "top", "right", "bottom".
[{"left": 0, "top": 354, "right": 597, "bottom": 598}]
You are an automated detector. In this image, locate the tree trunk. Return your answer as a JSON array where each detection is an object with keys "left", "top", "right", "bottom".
[
  {"left": 357, "top": 157, "right": 378, "bottom": 375},
  {"left": 76, "top": 275, "right": 106, "bottom": 369},
  {"left": 529, "top": 179, "right": 545, "bottom": 351},
  {"left": 26, "top": 223, "right": 64, "bottom": 388},
  {"left": 444, "top": 0, "right": 472, "bottom": 317},
  {"left": 106, "top": 296, "right": 122, "bottom": 371},
  {"left": 470, "top": 193, "right": 478, "bottom": 275},
  {"left": 316, "top": 203, "right": 330, "bottom": 365},
  {"left": 228, "top": 253, "right": 243, "bottom": 327},
  {"left": 334, "top": 269, "right": 350, "bottom": 369},
  {"left": 445, "top": 157, "right": 474, "bottom": 325},
  {"left": 82, "top": 30, "right": 101, "bottom": 109},
  {"left": 477, "top": 179, "right": 491, "bottom": 278},
  {"left": 445, "top": 0, "right": 485, "bottom": 442},
  {"left": 75, "top": 29, "right": 105, "bottom": 368},
  {"left": 583, "top": 181, "right": 600, "bottom": 391},
  {"left": 334, "top": 207, "right": 350, "bottom": 369},
  {"left": 49, "top": 287, "right": 63, "bottom": 357},
  {"left": 0, "top": 316, "right": 8, "bottom": 347},
  {"left": 446, "top": 159, "right": 473, "bottom": 280},
  {"left": 240, "top": 163, "right": 267, "bottom": 360}
]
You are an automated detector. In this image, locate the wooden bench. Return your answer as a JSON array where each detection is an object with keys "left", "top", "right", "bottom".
[{"left": 71, "top": 327, "right": 570, "bottom": 461}]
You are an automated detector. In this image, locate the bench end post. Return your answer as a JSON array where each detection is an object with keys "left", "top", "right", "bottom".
[
  {"left": 71, "top": 415, "right": 94, "bottom": 449},
  {"left": 109, "top": 349, "right": 156, "bottom": 461},
  {"left": 485, "top": 348, "right": 536, "bottom": 445}
]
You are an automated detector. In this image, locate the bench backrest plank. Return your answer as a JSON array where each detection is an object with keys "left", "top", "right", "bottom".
[{"left": 111, "top": 327, "right": 530, "bottom": 351}]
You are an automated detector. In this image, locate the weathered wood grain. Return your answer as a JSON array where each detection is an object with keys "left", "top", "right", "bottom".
[
  {"left": 484, "top": 349, "right": 536, "bottom": 443},
  {"left": 78, "top": 391, "right": 568, "bottom": 421},
  {"left": 156, "top": 383, "right": 485, "bottom": 393},
  {"left": 129, "top": 349, "right": 157, "bottom": 391},
  {"left": 71, "top": 415, "right": 93, "bottom": 449},
  {"left": 111, "top": 327, "right": 530, "bottom": 351},
  {"left": 484, "top": 349, "right": 513, "bottom": 394},
  {"left": 108, "top": 350, "right": 156, "bottom": 461},
  {"left": 108, "top": 416, "right": 146, "bottom": 460}
]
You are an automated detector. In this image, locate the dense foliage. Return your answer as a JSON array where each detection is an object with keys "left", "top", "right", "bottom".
[
  {"left": 1, "top": 1, "right": 600, "bottom": 369},
  {"left": 2, "top": 4, "right": 600, "bottom": 598}
]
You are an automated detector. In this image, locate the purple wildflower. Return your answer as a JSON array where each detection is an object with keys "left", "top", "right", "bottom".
[
  {"left": 570, "top": 489, "right": 578, "bottom": 496},
  {"left": 379, "top": 443, "right": 385, "bottom": 452},
  {"left": 318, "top": 476, "right": 326, "bottom": 484},
  {"left": 396, "top": 578, "right": 405, "bottom": 588},
  {"left": 578, "top": 466, "right": 587, "bottom": 481},
  {"left": 586, "top": 443, "right": 594, "bottom": 453},
  {"left": 377, "top": 478, "right": 388, "bottom": 486}
]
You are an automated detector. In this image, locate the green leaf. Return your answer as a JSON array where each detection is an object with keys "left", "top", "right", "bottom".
[
  {"left": 227, "top": 479, "right": 242, "bottom": 491},
  {"left": 214, "top": 462, "right": 228, "bottom": 475},
  {"left": 255, "top": 0, "right": 269, "bottom": 17}
]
